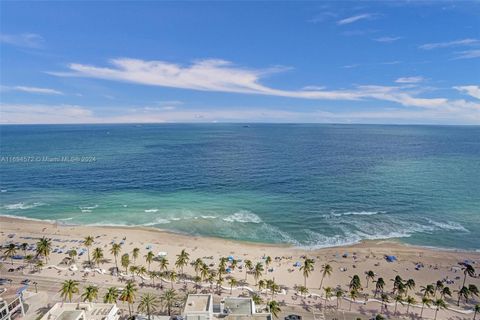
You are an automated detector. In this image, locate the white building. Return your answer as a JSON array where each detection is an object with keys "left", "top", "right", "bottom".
[
  {"left": 40, "top": 302, "right": 120, "bottom": 320},
  {"left": 0, "top": 286, "right": 26, "bottom": 320},
  {"left": 183, "top": 294, "right": 272, "bottom": 320}
]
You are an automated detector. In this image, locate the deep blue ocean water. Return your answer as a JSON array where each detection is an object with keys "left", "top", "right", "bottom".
[{"left": 0, "top": 124, "right": 479, "bottom": 250}]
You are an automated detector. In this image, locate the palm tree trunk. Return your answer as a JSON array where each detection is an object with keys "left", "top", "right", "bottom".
[
  {"left": 320, "top": 275, "right": 325, "bottom": 291},
  {"left": 434, "top": 308, "right": 439, "bottom": 320},
  {"left": 421, "top": 304, "right": 425, "bottom": 318},
  {"left": 349, "top": 300, "right": 352, "bottom": 311},
  {"left": 394, "top": 301, "right": 398, "bottom": 315}
]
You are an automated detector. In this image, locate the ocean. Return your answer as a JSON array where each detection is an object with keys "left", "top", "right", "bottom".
[{"left": 0, "top": 124, "right": 479, "bottom": 251}]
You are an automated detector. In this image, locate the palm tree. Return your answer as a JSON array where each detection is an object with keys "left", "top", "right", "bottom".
[
  {"left": 380, "top": 293, "right": 389, "bottom": 313},
  {"left": 434, "top": 280, "right": 444, "bottom": 297},
  {"left": 256, "top": 279, "right": 265, "bottom": 294},
  {"left": 391, "top": 275, "right": 403, "bottom": 294},
  {"left": 297, "top": 285, "right": 308, "bottom": 299},
  {"left": 130, "top": 266, "right": 139, "bottom": 281},
  {"left": 159, "top": 257, "right": 169, "bottom": 273},
  {"left": 92, "top": 247, "right": 104, "bottom": 268},
  {"left": 137, "top": 266, "right": 147, "bottom": 284},
  {"left": 319, "top": 263, "right": 332, "bottom": 292},
  {"left": 132, "top": 247, "right": 140, "bottom": 264},
  {"left": 193, "top": 275, "right": 202, "bottom": 293},
  {"left": 193, "top": 258, "right": 203, "bottom": 277},
  {"left": 144, "top": 251, "right": 154, "bottom": 272},
  {"left": 228, "top": 277, "right": 238, "bottom": 294},
  {"left": 457, "top": 286, "right": 470, "bottom": 306},
  {"left": 348, "top": 289, "right": 358, "bottom": 311},
  {"left": 300, "top": 257, "right": 314, "bottom": 287},
  {"left": 168, "top": 271, "right": 177, "bottom": 289},
  {"left": 252, "top": 294, "right": 263, "bottom": 306},
  {"left": 374, "top": 277, "right": 385, "bottom": 297},
  {"left": 433, "top": 298, "right": 447, "bottom": 320},
  {"left": 406, "top": 278, "right": 416, "bottom": 295},
  {"left": 110, "top": 243, "right": 122, "bottom": 274},
  {"left": 267, "top": 300, "right": 281, "bottom": 318},
  {"left": 25, "top": 254, "right": 33, "bottom": 270},
  {"left": 324, "top": 286, "right": 333, "bottom": 307},
  {"left": 265, "top": 256, "right": 272, "bottom": 274},
  {"left": 82, "top": 285, "right": 98, "bottom": 302},
  {"left": 84, "top": 236, "right": 94, "bottom": 266},
  {"left": 160, "top": 288, "right": 177, "bottom": 316},
  {"left": 120, "top": 281, "right": 137, "bottom": 316},
  {"left": 349, "top": 275, "right": 362, "bottom": 291},
  {"left": 149, "top": 271, "right": 159, "bottom": 286},
  {"left": 268, "top": 279, "right": 280, "bottom": 300},
  {"left": 103, "top": 287, "right": 119, "bottom": 303},
  {"left": 175, "top": 249, "right": 190, "bottom": 281},
  {"left": 216, "top": 274, "right": 224, "bottom": 294},
  {"left": 121, "top": 253, "right": 130, "bottom": 275},
  {"left": 20, "top": 243, "right": 28, "bottom": 256},
  {"left": 59, "top": 279, "right": 79, "bottom": 302},
  {"left": 253, "top": 262, "right": 264, "bottom": 285},
  {"left": 207, "top": 272, "right": 216, "bottom": 293},
  {"left": 469, "top": 284, "right": 479, "bottom": 299},
  {"left": 473, "top": 304, "right": 480, "bottom": 320},
  {"left": 3, "top": 244, "right": 17, "bottom": 265},
  {"left": 68, "top": 249, "right": 77, "bottom": 265},
  {"left": 462, "top": 264, "right": 476, "bottom": 288},
  {"left": 421, "top": 297, "right": 432, "bottom": 318},
  {"left": 244, "top": 259, "right": 253, "bottom": 281},
  {"left": 335, "top": 288, "right": 344, "bottom": 310},
  {"left": 441, "top": 286, "right": 452, "bottom": 299},
  {"left": 138, "top": 293, "right": 159, "bottom": 320},
  {"left": 421, "top": 284, "right": 435, "bottom": 298},
  {"left": 394, "top": 294, "right": 404, "bottom": 315},
  {"left": 36, "top": 237, "right": 52, "bottom": 263},
  {"left": 365, "top": 270, "right": 375, "bottom": 288},
  {"left": 231, "top": 259, "right": 238, "bottom": 271},
  {"left": 406, "top": 295, "right": 416, "bottom": 314},
  {"left": 200, "top": 263, "right": 209, "bottom": 282}
]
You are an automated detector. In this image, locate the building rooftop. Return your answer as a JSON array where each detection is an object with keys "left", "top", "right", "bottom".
[
  {"left": 40, "top": 302, "right": 118, "bottom": 320},
  {"left": 184, "top": 295, "right": 212, "bottom": 313},
  {"left": 223, "top": 298, "right": 252, "bottom": 315}
]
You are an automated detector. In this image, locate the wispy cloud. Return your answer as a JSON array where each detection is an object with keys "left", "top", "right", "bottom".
[
  {"left": 453, "top": 49, "right": 480, "bottom": 60},
  {"left": 0, "top": 104, "right": 93, "bottom": 124},
  {"left": 0, "top": 33, "right": 44, "bottom": 48},
  {"left": 1, "top": 85, "right": 63, "bottom": 95},
  {"left": 337, "top": 13, "right": 375, "bottom": 25},
  {"left": 374, "top": 36, "right": 402, "bottom": 43},
  {"left": 395, "top": 76, "right": 425, "bottom": 84},
  {"left": 454, "top": 85, "right": 480, "bottom": 99},
  {"left": 419, "top": 38, "right": 479, "bottom": 50},
  {"left": 50, "top": 58, "right": 479, "bottom": 111}
]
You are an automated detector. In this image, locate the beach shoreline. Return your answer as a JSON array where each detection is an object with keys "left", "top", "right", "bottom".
[
  {"left": 1, "top": 215, "right": 480, "bottom": 319},
  {"left": 0, "top": 214, "right": 477, "bottom": 254}
]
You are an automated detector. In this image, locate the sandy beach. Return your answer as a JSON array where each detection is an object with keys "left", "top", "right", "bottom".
[{"left": 1, "top": 216, "right": 479, "bottom": 319}]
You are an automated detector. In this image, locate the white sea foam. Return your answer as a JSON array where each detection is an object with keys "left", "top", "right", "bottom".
[
  {"left": 425, "top": 218, "right": 469, "bottom": 232},
  {"left": 201, "top": 215, "right": 217, "bottom": 219},
  {"left": 329, "top": 210, "right": 384, "bottom": 217},
  {"left": 1, "top": 190, "right": 7, "bottom": 193},
  {"left": 3, "top": 202, "right": 45, "bottom": 210},
  {"left": 144, "top": 209, "right": 159, "bottom": 213},
  {"left": 142, "top": 218, "right": 171, "bottom": 226},
  {"left": 223, "top": 210, "right": 262, "bottom": 223}
]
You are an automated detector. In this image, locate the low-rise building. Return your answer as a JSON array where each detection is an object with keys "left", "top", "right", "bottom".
[
  {"left": 40, "top": 302, "right": 120, "bottom": 320},
  {"left": 183, "top": 294, "right": 271, "bottom": 320}
]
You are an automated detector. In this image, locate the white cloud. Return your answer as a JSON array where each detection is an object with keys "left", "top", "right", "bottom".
[
  {"left": 454, "top": 86, "right": 480, "bottom": 99},
  {"left": 453, "top": 49, "right": 480, "bottom": 60},
  {"left": 419, "top": 38, "right": 479, "bottom": 50},
  {"left": 1, "top": 85, "right": 63, "bottom": 95},
  {"left": 373, "top": 36, "right": 402, "bottom": 43},
  {"left": 337, "top": 14, "right": 374, "bottom": 25},
  {"left": 395, "top": 76, "right": 425, "bottom": 84},
  {"left": 0, "top": 33, "right": 44, "bottom": 48},
  {"left": 50, "top": 58, "right": 466, "bottom": 110}
]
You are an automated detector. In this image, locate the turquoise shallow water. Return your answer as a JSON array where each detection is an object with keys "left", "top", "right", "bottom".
[{"left": 0, "top": 124, "right": 479, "bottom": 250}]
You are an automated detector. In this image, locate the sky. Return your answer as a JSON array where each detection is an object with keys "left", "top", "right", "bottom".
[{"left": 1, "top": 1, "right": 479, "bottom": 125}]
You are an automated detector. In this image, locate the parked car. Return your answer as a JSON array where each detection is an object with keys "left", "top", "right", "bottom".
[{"left": 285, "top": 315, "right": 302, "bottom": 320}]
